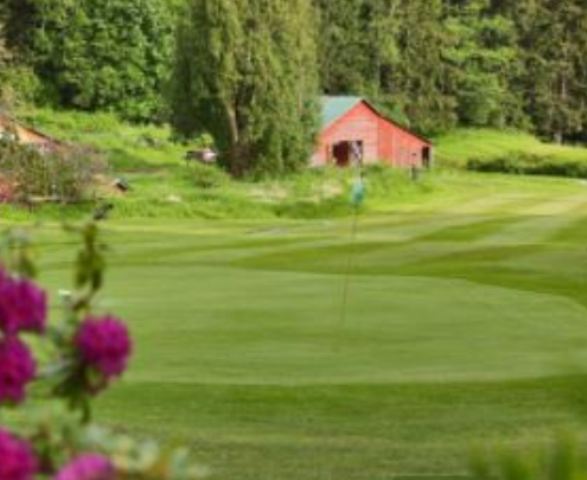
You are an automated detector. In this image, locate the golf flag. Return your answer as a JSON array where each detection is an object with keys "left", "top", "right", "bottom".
[{"left": 351, "top": 177, "right": 365, "bottom": 208}]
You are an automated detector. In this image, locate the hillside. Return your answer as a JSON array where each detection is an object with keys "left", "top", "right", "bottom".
[
  {"left": 435, "top": 128, "right": 587, "bottom": 167},
  {"left": 0, "top": 109, "right": 585, "bottom": 224}
]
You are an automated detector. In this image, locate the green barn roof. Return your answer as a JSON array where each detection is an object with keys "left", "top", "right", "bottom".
[{"left": 322, "top": 96, "right": 363, "bottom": 128}]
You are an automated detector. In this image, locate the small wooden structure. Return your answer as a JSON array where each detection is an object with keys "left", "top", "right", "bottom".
[
  {"left": 312, "top": 97, "right": 433, "bottom": 169},
  {"left": 184, "top": 148, "right": 218, "bottom": 165},
  {"left": 0, "top": 113, "right": 64, "bottom": 154}
]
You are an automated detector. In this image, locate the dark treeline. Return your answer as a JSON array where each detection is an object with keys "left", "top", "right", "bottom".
[
  {"left": 0, "top": 0, "right": 586, "bottom": 173},
  {"left": 318, "top": 0, "right": 587, "bottom": 142}
]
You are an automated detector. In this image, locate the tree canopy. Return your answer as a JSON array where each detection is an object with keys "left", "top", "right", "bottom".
[
  {"left": 170, "top": 0, "right": 320, "bottom": 176},
  {"left": 4, "top": 0, "right": 173, "bottom": 121},
  {"left": 1, "top": 0, "right": 586, "bottom": 163}
]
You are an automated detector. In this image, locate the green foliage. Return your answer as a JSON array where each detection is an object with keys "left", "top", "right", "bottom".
[
  {"left": 443, "top": 0, "right": 525, "bottom": 128},
  {"left": 316, "top": 0, "right": 587, "bottom": 139},
  {"left": 0, "top": 8, "right": 40, "bottom": 110},
  {"left": 19, "top": 108, "right": 188, "bottom": 172},
  {"left": 435, "top": 128, "right": 587, "bottom": 168},
  {"left": 169, "top": 0, "right": 320, "bottom": 176},
  {"left": 184, "top": 163, "right": 230, "bottom": 190},
  {"left": 0, "top": 140, "right": 106, "bottom": 203},
  {"left": 0, "top": 65, "right": 40, "bottom": 110},
  {"left": 389, "top": 0, "right": 456, "bottom": 134},
  {"left": 4, "top": 0, "right": 174, "bottom": 121},
  {"left": 317, "top": 0, "right": 456, "bottom": 134},
  {"left": 490, "top": 0, "right": 587, "bottom": 142},
  {"left": 467, "top": 152, "right": 587, "bottom": 179}
]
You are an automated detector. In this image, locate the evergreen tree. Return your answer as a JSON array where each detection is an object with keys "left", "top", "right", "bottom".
[
  {"left": 443, "top": 0, "right": 525, "bottom": 128},
  {"left": 389, "top": 0, "right": 457, "bottom": 133},
  {"left": 317, "top": 0, "right": 399, "bottom": 103},
  {"left": 170, "top": 0, "right": 320, "bottom": 176},
  {"left": 494, "top": 0, "right": 587, "bottom": 142},
  {"left": 526, "top": 0, "right": 586, "bottom": 142},
  {"left": 4, "top": 0, "right": 173, "bottom": 121}
]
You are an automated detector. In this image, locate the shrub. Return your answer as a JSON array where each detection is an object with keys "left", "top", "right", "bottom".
[
  {"left": 0, "top": 140, "right": 107, "bottom": 203},
  {"left": 185, "top": 162, "right": 230, "bottom": 190},
  {"left": 467, "top": 152, "right": 587, "bottom": 179}
]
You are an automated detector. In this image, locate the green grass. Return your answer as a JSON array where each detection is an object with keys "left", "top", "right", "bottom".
[
  {"left": 435, "top": 128, "right": 587, "bottom": 168},
  {"left": 4, "top": 109, "right": 587, "bottom": 478},
  {"left": 10, "top": 172, "right": 586, "bottom": 480}
]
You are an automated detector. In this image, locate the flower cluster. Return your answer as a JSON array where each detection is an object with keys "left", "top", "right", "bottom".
[
  {"left": 0, "top": 428, "right": 38, "bottom": 480},
  {"left": 0, "top": 268, "right": 47, "bottom": 335},
  {"left": 0, "top": 266, "right": 46, "bottom": 406},
  {"left": 55, "top": 454, "right": 115, "bottom": 480},
  {"left": 0, "top": 258, "right": 131, "bottom": 478},
  {"left": 0, "top": 337, "right": 37, "bottom": 404},
  {"left": 75, "top": 315, "right": 132, "bottom": 390}
]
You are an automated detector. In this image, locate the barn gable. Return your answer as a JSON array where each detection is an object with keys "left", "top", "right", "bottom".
[{"left": 313, "top": 96, "right": 433, "bottom": 169}]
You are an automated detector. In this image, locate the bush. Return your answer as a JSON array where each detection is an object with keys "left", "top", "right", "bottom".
[
  {"left": 185, "top": 162, "right": 230, "bottom": 190},
  {"left": 0, "top": 141, "right": 107, "bottom": 203},
  {"left": 467, "top": 152, "right": 587, "bottom": 179},
  {"left": 0, "top": 64, "right": 41, "bottom": 110}
]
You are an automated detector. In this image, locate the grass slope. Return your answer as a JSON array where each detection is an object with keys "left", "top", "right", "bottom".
[
  {"left": 19, "top": 173, "right": 587, "bottom": 480},
  {"left": 4, "top": 109, "right": 447, "bottom": 221},
  {"left": 435, "top": 128, "right": 587, "bottom": 168}
]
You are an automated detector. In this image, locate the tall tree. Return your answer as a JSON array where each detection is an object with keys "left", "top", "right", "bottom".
[
  {"left": 388, "top": 0, "right": 457, "bottom": 133},
  {"left": 0, "top": 6, "right": 38, "bottom": 111},
  {"left": 443, "top": 0, "right": 525, "bottom": 128},
  {"left": 170, "top": 0, "right": 320, "bottom": 176},
  {"left": 316, "top": 0, "right": 456, "bottom": 134},
  {"left": 493, "top": 0, "right": 587, "bottom": 142},
  {"left": 526, "top": 0, "right": 587, "bottom": 142},
  {"left": 317, "top": 0, "right": 399, "bottom": 103},
  {"left": 4, "top": 0, "right": 173, "bottom": 121},
  {"left": 0, "top": 3, "right": 10, "bottom": 73}
]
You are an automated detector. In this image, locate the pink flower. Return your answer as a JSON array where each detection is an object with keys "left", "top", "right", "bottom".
[
  {"left": 0, "top": 428, "right": 38, "bottom": 480},
  {"left": 55, "top": 454, "right": 115, "bottom": 480},
  {"left": 0, "top": 337, "right": 37, "bottom": 405},
  {"left": 0, "top": 268, "right": 47, "bottom": 335},
  {"left": 75, "top": 316, "right": 131, "bottom": 380}
]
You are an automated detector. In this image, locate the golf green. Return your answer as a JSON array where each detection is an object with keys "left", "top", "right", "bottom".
[{"left": 30, "top": 175, "right": 587, "bottom": 479}]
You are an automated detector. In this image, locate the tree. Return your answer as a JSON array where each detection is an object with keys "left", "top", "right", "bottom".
[
  {"left": 0, "top": 6, "right": 38, "bottom": 111},
  {"left": 317, "top": 0, "right": 399, "bottom": 103},
  {"left": 493, "top": 0, "right": 587, "bottom": 142},
  {"left": 316, "top": 0, "right": 456, "bottom": 134},
  {"left": 170, "top": 0, "right": 320, "bottom": 176},
  {"left": 4, "top": 0, "right": 174, "bottom": 121},
  {"left": 442, "top": 0, "right": 525, "bottom": 128},
  {"left": 524, "top": 0, "right": 587, "bottom": 142},
  {"left": 0, "top": 6, "right": 10, "bottom": 79},
  {"left": 388, "top": 0, "right": 457, "bottom": 133}
]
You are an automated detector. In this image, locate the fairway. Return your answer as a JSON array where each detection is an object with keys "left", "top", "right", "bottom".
[{"left": 31, "top": 173, "right": 587, "bottom": 479}]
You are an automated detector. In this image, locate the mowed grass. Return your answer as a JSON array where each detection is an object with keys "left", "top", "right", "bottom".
[{"left": 18, "top": 172, "right": 587, "bottom": 479}]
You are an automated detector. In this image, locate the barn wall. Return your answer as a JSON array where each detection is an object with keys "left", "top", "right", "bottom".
[
  {"left": 312, "top": 101, "right": 431, "bottom": 168},
  {"left": 378, "top": 118, "right": 430, "bottom": 168},
  {"left": 312, "top": 103, "right": 380, "bottom": 166}
]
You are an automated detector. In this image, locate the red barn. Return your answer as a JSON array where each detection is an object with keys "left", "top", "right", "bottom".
[{"left": 312, "top": 96, "right": 433, "bottom": 168}]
